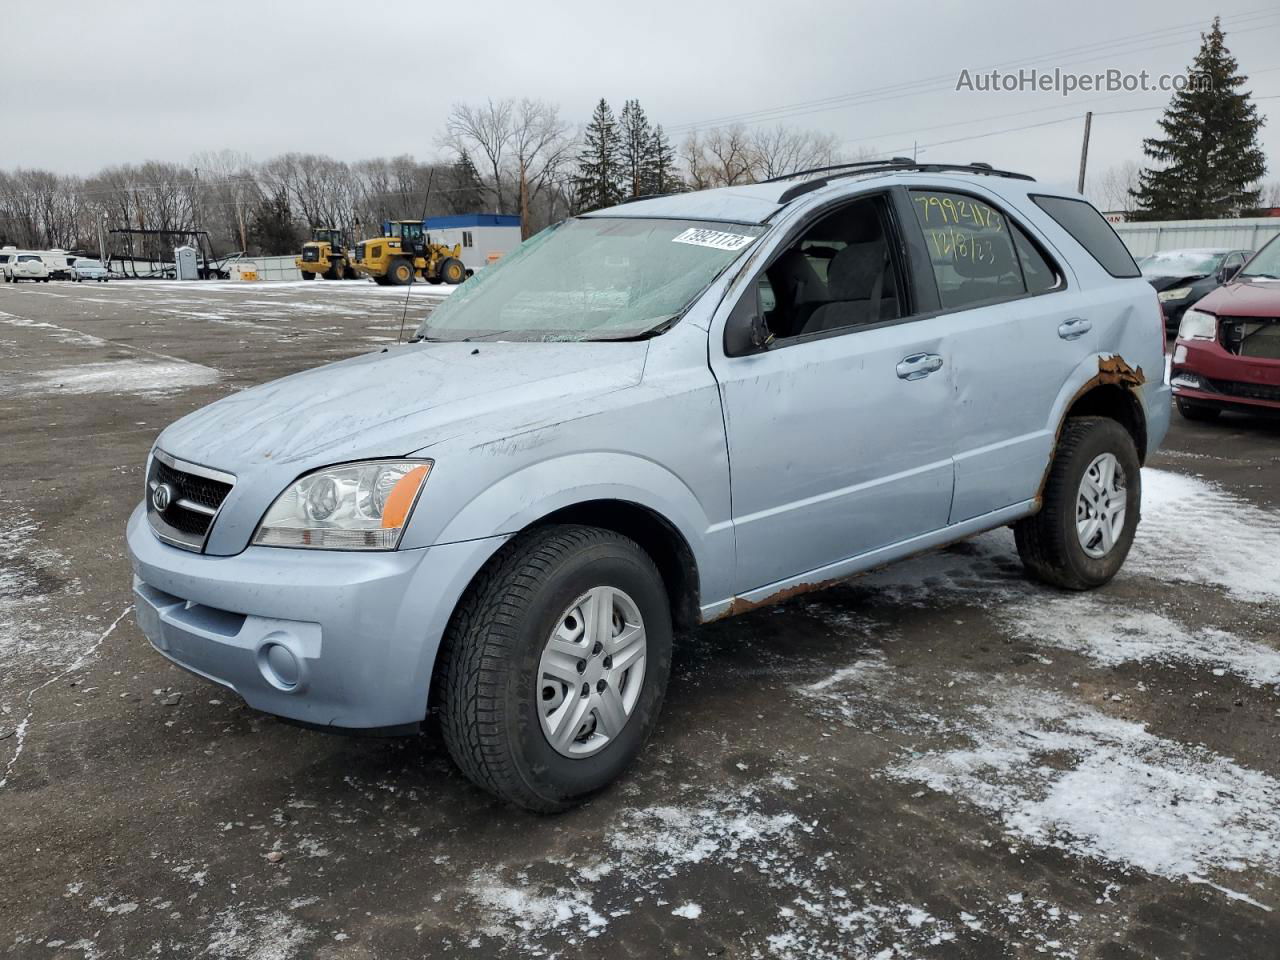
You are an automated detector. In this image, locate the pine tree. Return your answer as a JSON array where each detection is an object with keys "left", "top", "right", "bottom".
[
  {"left": 619, "top": 99, "right": 653, "bottom": 198},
  {"left": 573, "top": 99, "right": 624, "bottom": 213},
  {"left": 447, "top": 152, "right": 486, "bottom": 214},
  {"left": 1130, "top": 18, "right": 1267, "bottom": 220},
  {"left": 644, "top": 124, "right": 679, "bottom": 195},
  {"left": 248, "top": 188, "right": 300, "bottom": 255}
]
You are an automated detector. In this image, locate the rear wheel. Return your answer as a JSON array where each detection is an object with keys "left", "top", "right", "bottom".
[
  {"left": 437, "top": 525, "right": 672, "bottom": 812},
  {"left": 301, "top": 271, "right": 316, "bottom": 281},
  {"left": 439, "top": 257, "right": 466, "bottom": 285},
  {"left": 1176, "top": 398, "right": 1221, "bottom": 422},
  {"left": 387, "top": 258, "right": 413, "bottom": 285},
  {"left": 1015, "top": 416, "right": 1141, "bottom": 591}
]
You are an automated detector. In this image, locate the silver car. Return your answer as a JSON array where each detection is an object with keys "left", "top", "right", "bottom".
[
  {"left": 73, "top": 258, "right": 110, "bottom": 282},
  {"left": 127, "top": 161, "right": 1170, "bottom": 811}
]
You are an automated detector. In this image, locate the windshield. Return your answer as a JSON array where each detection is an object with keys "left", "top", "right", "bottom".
[
  {"left": 1240, "top": 236, "right": 1280, "bottom": 280},
  {"left": 1139, "top": 250, "right": 1224, "bottom": 278},
  {"left": 78, "top": 260, "right": 102, "bottom": 269},
  {"left": 413, "top": 217, "right": 767, "bottom": 342}
]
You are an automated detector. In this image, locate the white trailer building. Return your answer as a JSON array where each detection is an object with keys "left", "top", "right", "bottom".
[{"left": 425, "top": 214, "right": 522, "bottom": 272}]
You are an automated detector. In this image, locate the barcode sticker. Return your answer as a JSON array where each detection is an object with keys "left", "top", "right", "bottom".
[{"left": 671, "top": 228, "right": 756, "bottom": 252}]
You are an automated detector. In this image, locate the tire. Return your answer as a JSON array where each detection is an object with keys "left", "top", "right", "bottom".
[
  {"left": 300, "top": 271, "right": 316, "bottom": 281},
  {"left": 1176, "top": 398, "right": 1221, "bottom": 422},
  {"left": 387, "top": 258, "right": 413, "bottom": 285},
  {"left": 1014, "top": 416, "right": 1141, "bottom": 591},
  {"left": 437, "top": 525, "right": 673, "bottom": 813},
  {"left": 322, "top": 266, "right": 341, "bottom": 280},
  {"left": 373, "top": 274, "right": 391, "bottom": 286},
  {"left": 439, "top": 257, "right": 466, "bottom": 285}
]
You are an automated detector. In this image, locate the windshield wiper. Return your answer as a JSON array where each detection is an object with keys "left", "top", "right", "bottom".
[
  {"left": 584, "top": 315, "right": 681, "bottom": 342},
  {"left": 1241, "top": 272, "right": 1280, "bottom": 280}
]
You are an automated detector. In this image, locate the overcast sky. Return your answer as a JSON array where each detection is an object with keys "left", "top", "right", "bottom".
[{"left": 3, "top": 0, "right": 1278, "bottom": 196}]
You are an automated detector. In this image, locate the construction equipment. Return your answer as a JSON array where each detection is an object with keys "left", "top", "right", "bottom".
[
  {"left": 353, "top": 220, "right": 467, "bottom": 286},
  {"left": 296, "top": 228, "right": 358, "bottom": 281}
]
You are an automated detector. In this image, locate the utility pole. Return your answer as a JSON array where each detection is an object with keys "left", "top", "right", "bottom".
[
  {"left": 1076, "top": 111, "right": 1093, "bottom": 195},
  {"left": 98, "top": 212, "right": 108, "bottom": 265}
]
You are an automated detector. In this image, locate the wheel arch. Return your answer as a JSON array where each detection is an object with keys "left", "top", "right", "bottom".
[{"left": 1037, "top": 353, "right": 1150, "bottom": 507}]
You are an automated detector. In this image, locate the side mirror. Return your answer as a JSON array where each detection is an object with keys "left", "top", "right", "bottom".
[{"left": 750, "top": 313, "right": 774, "bottom": 350}]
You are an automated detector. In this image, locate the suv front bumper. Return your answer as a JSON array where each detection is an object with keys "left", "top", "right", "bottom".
[{"left": 126, "top": 503, "right": 507, "bottom": 729}]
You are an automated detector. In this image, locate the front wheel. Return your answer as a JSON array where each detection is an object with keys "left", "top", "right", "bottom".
[
  {"left": 387, "top": 258, "right": 413, "bottom": 285},
  {"left": 439, "top": 257, "right": 466, "bottom": 285},
  {"left": 1015, "top": 416, "right": 1141, "bottom": 591},
  {"left": 437, "top": 525, "right": 672, "bottom": 812}
]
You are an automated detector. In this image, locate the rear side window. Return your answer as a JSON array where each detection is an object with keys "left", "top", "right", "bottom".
[
  {"left": 910, "top": 190, "right": 1025, "bottom": 310},
  {"left": 1011, "top": 223, "right": 1061, "bottom": 294},
  {"left": 1032, "top": 195, "right": 1140, "bottom": 278}
]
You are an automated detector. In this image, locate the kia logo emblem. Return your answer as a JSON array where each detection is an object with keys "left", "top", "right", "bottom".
[{"left": 152, "top": 483, "right": 175, "bottom": 512}]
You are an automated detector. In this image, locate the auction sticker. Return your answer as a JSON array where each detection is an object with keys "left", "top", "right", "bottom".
[{"left": 671, "top": 228, "right": 756, "bottom": 251}]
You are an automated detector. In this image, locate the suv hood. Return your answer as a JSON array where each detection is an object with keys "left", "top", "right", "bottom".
[
  {"left": 157, "top": 340, "right": 648, "bottom": 470},
  {"left": 1194, "top": 279, "right": 1280, "bottom": 318}
]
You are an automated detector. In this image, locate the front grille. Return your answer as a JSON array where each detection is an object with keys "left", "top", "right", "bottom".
[
  {"left": 302, "top": 247, "right": 320, "bottom": 262},
  {"left": 356, "top": 242, "right": 366, "bottom": 262},
  {"left": 146, "top": 451, "right": 235, "bottom": 552},
  {"left": 1218, "top": 315, "right": 1280, "bottom": 359},
  {"left": 1202, "top": 377, "right": 1280, "bottom": 403}
]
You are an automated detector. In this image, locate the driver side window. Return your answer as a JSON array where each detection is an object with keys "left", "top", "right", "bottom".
[{"left": 753, "top": 196, "right": 904, "bottom": 341}]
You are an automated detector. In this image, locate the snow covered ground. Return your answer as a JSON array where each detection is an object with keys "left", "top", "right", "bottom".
[{"left": 2, "top": 279, "right": 1279, "bottom": 958}]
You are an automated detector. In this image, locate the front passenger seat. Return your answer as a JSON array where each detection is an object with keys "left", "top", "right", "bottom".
[{"left": 800, "top": 241, "right": 890, "bottom": 335}]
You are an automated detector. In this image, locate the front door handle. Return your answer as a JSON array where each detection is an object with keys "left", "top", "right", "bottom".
[
  {"left": 896, "top": 352, "right": 944, "bottom": 381},
  {"left": 1058, "top": 318, "right": 1092, "bottom": 340}
]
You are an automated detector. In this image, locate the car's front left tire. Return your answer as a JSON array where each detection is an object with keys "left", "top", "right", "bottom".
[{"left": 436, "top": 525, "right": 673, "bottom": 813}]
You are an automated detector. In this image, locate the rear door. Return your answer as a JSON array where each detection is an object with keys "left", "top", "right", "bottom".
[{"left": 901, "top": 186, "right": 1091, "bottom": 522}]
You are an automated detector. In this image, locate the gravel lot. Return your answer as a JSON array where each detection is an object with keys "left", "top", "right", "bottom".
[{"left": 2, "top": 279, "right": 1279, "bottom": 959}]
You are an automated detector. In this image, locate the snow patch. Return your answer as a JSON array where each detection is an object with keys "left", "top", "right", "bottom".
[
  {"left": 1129, "top": 469, "right": 1280, "bottom": 603},
  {"left": 1004, "top": 595, "right": 1280, "bottom": 688},
  {"left": 205, "top": 908, "right": 315, "bottom": 960},
  {"left": 891, "top": 685, "right": 1280, "bottom": 884},
  {"left": 17, "top": 359, "right": 221, "bottom": 396}
]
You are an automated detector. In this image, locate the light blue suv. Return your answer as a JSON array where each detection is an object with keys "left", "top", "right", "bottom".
[{"left": 127, "top": 161, "right": 1170, "bottom": 811}]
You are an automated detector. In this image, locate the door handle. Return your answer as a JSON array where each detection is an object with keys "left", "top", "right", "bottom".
[
  {"left": 896, "top": 352, "right": 944, "bottom": 381},
  {"left": 1058, "top": 318, "right": 1092, "bottom": 340}
]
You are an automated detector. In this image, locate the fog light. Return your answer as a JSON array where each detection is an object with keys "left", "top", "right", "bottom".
[
  {"left": 258, "top": 641, "right": 301, "bottom": 690},
  {"left": 1171, "top": 373, "right": 1202, "bottom": 390}
]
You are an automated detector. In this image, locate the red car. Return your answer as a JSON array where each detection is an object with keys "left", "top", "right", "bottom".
[{"left": 1169, "top": 234, "right": 1280, "bottom": 421}]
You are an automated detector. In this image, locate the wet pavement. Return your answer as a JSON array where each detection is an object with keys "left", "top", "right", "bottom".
[{"left": 2, "top": 279, "right": 1279, "bottom": 959}]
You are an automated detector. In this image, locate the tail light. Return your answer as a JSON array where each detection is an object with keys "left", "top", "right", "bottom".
[{"left": 1155, "top": 290, "right": 1167, "bottom": 355}]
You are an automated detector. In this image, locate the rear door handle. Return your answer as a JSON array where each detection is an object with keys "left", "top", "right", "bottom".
[
  {"left": 896, "top": 352, "right": 944, "bottom": 381},
  {"left": 1058, "top": 318, "right": 1092, "bottom": 340}
]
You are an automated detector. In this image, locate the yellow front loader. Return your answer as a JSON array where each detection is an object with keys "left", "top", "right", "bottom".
[
  {"left": 353, "top": 220, "right": 468, "bottom": 286},
  {"left": 296, "top": 228, "right": 359, "bottom": 280}
]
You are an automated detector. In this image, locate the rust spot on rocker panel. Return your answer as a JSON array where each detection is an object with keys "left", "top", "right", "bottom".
[{"left": 717, "top": 577, "right": 845, "bottom": 619}]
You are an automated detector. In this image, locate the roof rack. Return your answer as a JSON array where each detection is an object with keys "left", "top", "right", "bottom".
[{"left": 768, "top": 159, "right": 1035, "bottom": 203}]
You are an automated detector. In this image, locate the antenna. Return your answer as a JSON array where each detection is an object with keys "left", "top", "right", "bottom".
[{"left": 398, "top": 168, "right": 438, "bottom": 344}]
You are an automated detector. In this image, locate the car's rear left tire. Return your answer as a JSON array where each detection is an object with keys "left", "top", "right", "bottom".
[
  {"left": 1015, "top": 416, "right": 1141, "bottom": 591},
  {"left": 436, "top": 525, "right": 673, "bottom": 813}
]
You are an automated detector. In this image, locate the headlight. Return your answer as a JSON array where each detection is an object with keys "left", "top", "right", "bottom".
[
  {"left": 1177, "top": 309, "right": 1216, "bottom": 341},
  {"left": 253, "top": 459, "right": 431, "bottom": 550},
  {"left": 1157, "top": 286, "right": 1193, "bottom": 302}
]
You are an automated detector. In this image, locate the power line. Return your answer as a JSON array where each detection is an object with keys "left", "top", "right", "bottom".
[{"left": 665, "top": 6, "right": 1280, "bottom": 133}]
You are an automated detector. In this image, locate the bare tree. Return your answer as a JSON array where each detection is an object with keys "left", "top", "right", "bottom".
[
  {"left": 509, "top": 98, "right": 574, "bottom": 238},
  {"left": 442, "top": 98, "right": 515, "bottom": 213},
  {"left": 748, "top": 125, "right": 840, "bottom": 180},
  {"left": 1089, "top": 161, "right": 1142, "bottom": 214}
]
